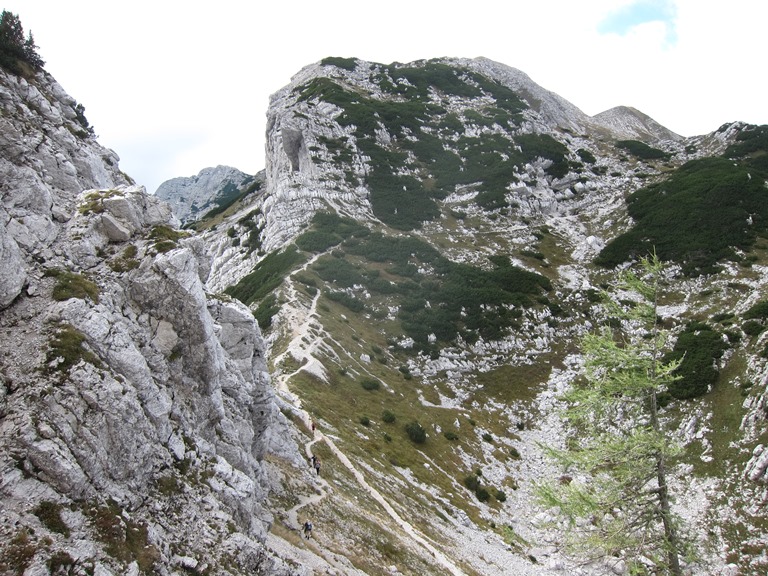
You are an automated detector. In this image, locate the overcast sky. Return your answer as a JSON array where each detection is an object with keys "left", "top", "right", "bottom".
[{"left": 7, "top": 1, "right": 767, "bottom": 193}]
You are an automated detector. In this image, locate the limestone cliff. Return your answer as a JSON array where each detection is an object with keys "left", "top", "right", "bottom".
[{"left": 0, "top": 62, "right": 304, "bottom": 575}]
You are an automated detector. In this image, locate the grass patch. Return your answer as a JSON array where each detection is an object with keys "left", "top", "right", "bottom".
[
  {"left": 33, "top": 501, "right": 70, "bottom": 537},
  {"left": 46, "top": 269, "right": 99, "bottom": 303},
  {"left": 109, "top": 244, "right": 140, "bottom": 272},
  {"left": 0, "top": 529, "right": 36, "bottom": 575},
  {"left": 85, "top": 500, "right": 160, "bottom": 573},
  {"left": 46, "top": 322, "right": 102, "bottom": 374},
  {"left": 149, "top": 225, "right": 187, "bottom": 253},
  {"left": 78, "top": 189, "right": 121, "bottom": 215}
]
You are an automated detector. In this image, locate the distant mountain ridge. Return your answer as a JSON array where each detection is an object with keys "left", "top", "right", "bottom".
[{"left": 154, "top": 165, "right": 258, "bottom": 224}]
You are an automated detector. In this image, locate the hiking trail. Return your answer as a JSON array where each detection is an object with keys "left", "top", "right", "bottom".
[{"left": 268, "top": 272, "right": 468, "bottom": 576}]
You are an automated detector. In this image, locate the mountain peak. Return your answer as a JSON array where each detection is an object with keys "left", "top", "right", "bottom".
[{"left": 592, "top": 104, "right": 682, "bottom": 143}]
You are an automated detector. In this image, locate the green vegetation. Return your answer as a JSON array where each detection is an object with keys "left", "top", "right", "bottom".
[
  {"left": 149, "top": 225, "right": 187, "bottom": 253},
  {"left": 225, "top": 247, "right": 306, "bottom": 306},
  {"left": 0, "top": 529, "right": 36, "bottom": 575},
  {"left": 86, "top": 500, "right": 160, "bottom": 573},
  {"left": 616, "top": 139, "right": 670, "bottom": 160},
  {"left": 109, "top": 244, "right": 140, "bottom": 273},
  {"left": 253, "top": 294, "right": 280, "bottom": 330},
  {"left": 515, "top": 133, "right": 570, "bottom": 178},
  {"left": 295, "top": 60, "right": 537, "bottom": 227},
  {"left": 744, "top": 300, "right": 768, "bottom": 320},
  {"left": 724, "top": 124, "right": 768, "bottom": 172},
  {"left": 664, "top": 322, "right": 729, "bottom": 399},
  {"left": 577, "top": 148, "right": 596, "bottom": 164},
  {"left": 78, "top": 189, "right": 121, "bottom": 215},
  {"left": 0, "top": 10, "right": 44, "bottom": 74},
  {"left": 321, "top": 56, "right": 358, "bottom": 71},
  {"left": 596, "top": 156, "right": 768, "bottom": 275},
  {"left": 295, "top": 212, "right": 368, "bottom": 252},
  {"left": 46, "top": 269, "right": 100, "bottom": 303},
  {"left": 539, "top": 255, "right": 690, "bottom": 575},
  {"left": 307, "top": 231, "right": 550, "bottom": 351},
  {"left": 463, "top": 471, "right": 505, "bottom": 503},
  {"left": 46, "top": 322, "right": 102, "bottom": 374},
  {"left": 360, "top": 378, "right": 381, "bottom": 391},
  {"left": 33, "top": 501, "right": 70, "bottom": 537},
  {"left": 405, "top": 421, "right": 427, "bottom": 444},
  {"left": 47, "top": 551, "right": 76, "bottom": 574},
  {"left": 198, "top": 178, "right": 261, "bottom": 222}
]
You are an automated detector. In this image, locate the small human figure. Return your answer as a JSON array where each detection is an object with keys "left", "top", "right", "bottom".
[
  {"left": 303, "top": 520, "right": 313, "bottom": 539},
  {"left": 310, "top": 454, "right": 316, "bottom": 468},
  {"left": 314, "top": 458, "right": 321, "bottom": 476},
  {"left": 311, "top": 419, "right": 316, "bottom": 432}
]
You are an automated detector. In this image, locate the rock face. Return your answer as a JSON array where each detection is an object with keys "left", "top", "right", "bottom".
[
  {"left": 0, "top": 66, "right": 130, "bottom": 311},
  {"left": 154, "top": 165, "right": 259, "bottom": 224},
  {"left": 0, "top": 64, "right": 303, "bottom": 574}
]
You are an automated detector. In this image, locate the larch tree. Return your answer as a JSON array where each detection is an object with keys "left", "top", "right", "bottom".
[{"left": 538, "top": 254, "right": 691, "bottom": 575}]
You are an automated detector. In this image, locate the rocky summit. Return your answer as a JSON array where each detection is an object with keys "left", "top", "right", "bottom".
[{"left": 1, "top": 46, "right": 768, "bottom": 576}]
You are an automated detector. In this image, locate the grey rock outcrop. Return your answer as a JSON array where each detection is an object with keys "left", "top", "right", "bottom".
[
  {"left": 0, "top": 64, "right": 303, "bottom": 574},
  {"left": 0, "top": 66, "right": 131, "bottom": 311},
  {"left": 154, "top": 165, "right": 258, "bottom": 224}
]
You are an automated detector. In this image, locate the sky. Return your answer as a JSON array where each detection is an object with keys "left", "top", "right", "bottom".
[{"left": 6, "top": 0, "right": 767, "bottom": 194}]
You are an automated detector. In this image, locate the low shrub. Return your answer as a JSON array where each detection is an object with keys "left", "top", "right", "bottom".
[
  {"left": 149, "top": 225, "right": 186, "bottom": 253},
  {"left": 616, "top": 139, "right": 670, "bottom": 160},
  {"left": 405, "top": 421, "right": 427, "bottom": 444},
  {"left": 382, "top": 410, "right": 396, "bottom": 423},
  {"left": 475, "top": 487, "right": 491, "bottom": 502},
  {"left": 86, "top": 500, "right": 160, "bottom": 572},
  {"left": 744, "top": 300, "right": 768, "bottom": 320},
  {"left": 47, "top": 551, "right": 76, "bottom": 573},
  {"left": 743, "top": 320, "right": 765, "bottom": 337},
  {"left": 463, "top": 474, "right": 480, "bottom": 491},
  {"left": 360, "top": 378, "right": 381, "bottom": 391},
  {"left": 665, "top": 322, "right": 728, "bottom": 399}
]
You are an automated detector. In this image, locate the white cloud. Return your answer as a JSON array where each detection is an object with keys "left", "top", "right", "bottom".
[{"left": 5, "top": 0, "right": 767, "bottom": 193}]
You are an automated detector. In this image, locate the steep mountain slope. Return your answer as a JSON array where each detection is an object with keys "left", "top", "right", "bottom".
[
  {"left": 202, "top": 57, "right": 768, "bottom": 575},
  {"left": 0, "top": 54, "right": 312, "bottom": 576}
]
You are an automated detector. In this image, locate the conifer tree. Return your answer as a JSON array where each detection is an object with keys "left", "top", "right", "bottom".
[
  {"left": 0, "top": 10, "right": 45, "bottom": 73},
  {"left": 538, "top": 254, "right": 689, "bottom": 575}
]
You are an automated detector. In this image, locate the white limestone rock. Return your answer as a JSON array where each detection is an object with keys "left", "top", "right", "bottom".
[{"left": 0, "top": 211, "right": 26, "bottom": 309}]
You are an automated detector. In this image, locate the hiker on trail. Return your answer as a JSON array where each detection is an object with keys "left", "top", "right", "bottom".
[
  {"left": 303, "top": 520, "right": 313, "bottom": 539},
  {"left": 314, "top": 457, "right": 321, "bottom": 476},
  {"left": 311, "top": 419, "right": 316, "bottom": 432},
  {"left": 310, "top": 454, "right": 316, "bottom": 468}
]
